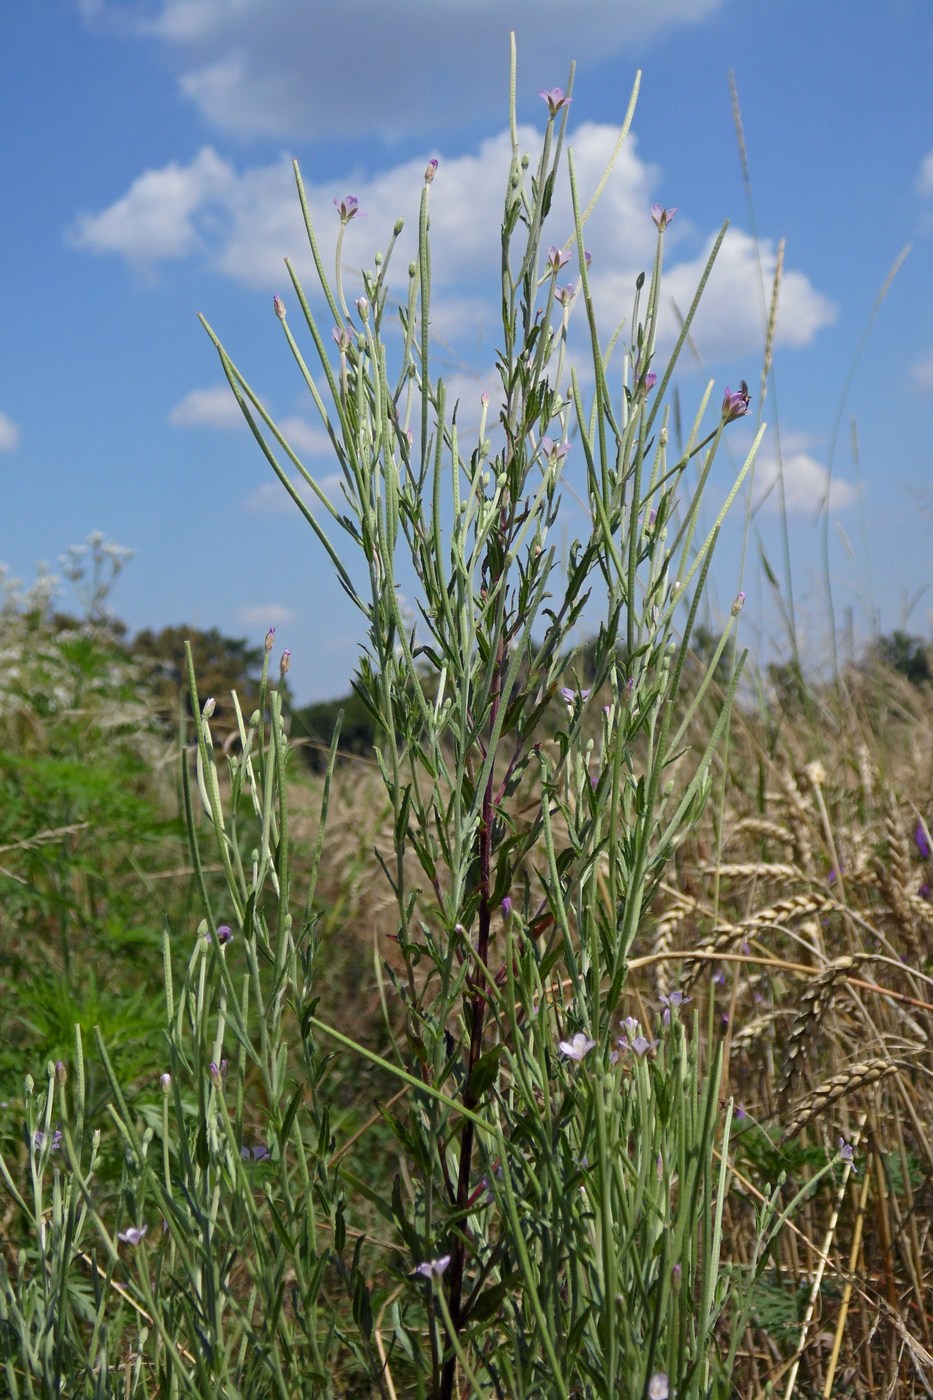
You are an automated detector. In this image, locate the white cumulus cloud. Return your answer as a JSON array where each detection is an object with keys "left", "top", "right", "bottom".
[
  {"left": 69, "top": 147, "right": 235, "bottom": 262},
  {"left": 168, "top": 383, "right": 246, "bottom": 428},
  {"left": 908, "top": 350, "right": 933, "bottom": 392},
  {"left": 244, "top": 471, "right": 342, "bottom": 515},
  {"left": 752, "top": 436, "right": 859, "bottom": 515},
  {"left": 0, "top": 411, "right": 21, "bottom": 452},
  {"left": 72, "top": 125, "right": 835, "bottom": 371},
  {"left": 916, "top": 151, "right": 933, "bottom": 197},
  {"left": 82, "top": 0, "right": 728, "bottom": 142},
  {"left": 235, "top": 603, "right": 296, "bottom": 627}
]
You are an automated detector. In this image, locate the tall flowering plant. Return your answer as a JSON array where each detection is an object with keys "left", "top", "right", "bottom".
[{"left": 194, "top": 45, "right": 767, "bottom": 1397}]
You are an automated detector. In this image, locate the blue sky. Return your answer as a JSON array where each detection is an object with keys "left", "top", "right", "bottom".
[{"left": 3, "top": 0, "right": 932, "bottom": 703}]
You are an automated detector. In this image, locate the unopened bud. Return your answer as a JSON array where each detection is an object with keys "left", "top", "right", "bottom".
[
  {"left": 55, "top": 1060, "right": 67, "bottom": 1086},
  {"left": 160, "top": 1073, "right": 172, "bottom": 1093},
  {"left": 264, "top": 626, "right": 276, "bottom": 653},
  {"left": 203, "top": 697, "right": 216, "bottom": 719},
  {"left": 279, "top": 648, "right": 291, "bottom": 678},
  {"left": 356, "top": 296, "right": 369, "bottom": 321},
  {"left": 424, "top": 158, "right": 438, "bottom": 184},
  {"left": 731, "top": 591, "right": 746, "bottom": 616},
  {"left": 273, "top": 295, "right": 286, "bottom": 321}
]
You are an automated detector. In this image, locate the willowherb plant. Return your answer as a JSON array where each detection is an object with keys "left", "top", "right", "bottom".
[
  {"left": 6, "top": 47, "right": 853, "bottom": 1400},
  {"left": 196, "top": 47, "right": 768, "bottom": 1396}
]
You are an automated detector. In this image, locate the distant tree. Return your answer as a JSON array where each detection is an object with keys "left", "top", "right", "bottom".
[
  {"left": 290, "top": 686, "right": 381, "bottom": 770},
  {"left": 132, "top": 625, "right": 280, "bottom": 731},
  {"left": 871, "top": 630, "right": 931, "bottom": 686}
]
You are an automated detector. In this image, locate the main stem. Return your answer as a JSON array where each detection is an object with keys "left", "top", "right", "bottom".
[{"left": 439, "top": 630, "right": 504, "bottom": 1400}]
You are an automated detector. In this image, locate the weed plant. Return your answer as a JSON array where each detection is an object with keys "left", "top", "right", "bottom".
[{"left": 3, "top": 48, "right": 931, "bottom": 1400}]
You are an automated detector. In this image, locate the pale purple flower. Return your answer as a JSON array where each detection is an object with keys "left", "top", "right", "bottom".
[
  {"left": 241, "top": 1144, "right": 272, "bottom": 1162},
  {"left": 660, "top": 991, "right": 691, "bottom": 1026},
  {"left": 34, "top": 1129, "right": 62, "bottom": 1152},
  {"left": 332, "top": 326, "right": 353, "bottom": 352},
  {"left": 118, "top": 1225, "right": 148, "bottom": 1246},
  {"left": 644, "top": 372, "right": 658, "bottom": 391},
  {"left": 915, "top": 823, "right": 931, "bottom": 860},
  {"left": 333, "top": 194, "right": 360, "bottom": 223},
  {"left": 215, "top": 924, "right": 233, "bottom": 946},
  {"left": 616, "top": 1017, "right": 657, "bottom": 1057},
  {"left": 560, "top": 686, "right": 590, "bottom": 707},
  {"left": 539, "top": 87, "right": 571, "bottom": 116},
  {"left": 837, "top": 1138, "right": 857, "bottom": 1173},
  {"left": 721, "top": 383, "right": 751, "bottom": 422},
  {"left": 558, "top": 1032, "right": 596, "bottom": 1062},
  {"left": 502, "top": 896, "right": 513, "bottom": 917},
  {"left": 583, "top": 249, "right": 592, "bottom": 269},
  {"left": 540, "top": 436, "right": 570, "bottom": 463},
  {"left": 650, "top": 205, "right": 678, "bottom": 230},
  {"left": 415, "top": 1255, "right": 451, "bottom": 1280},
  {"left": 555, "top": 284, "right": 577, "bottom": 307},
  {"left": 546, "top": 245, "right": 572, "bottom": 273},
  {"left": 648, "top": 1374, "right": 670, "bottom": 1400}
]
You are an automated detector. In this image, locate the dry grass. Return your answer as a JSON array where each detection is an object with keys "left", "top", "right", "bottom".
[{"left": 292, "top": 664, "right": 933, "bottom": 1397}]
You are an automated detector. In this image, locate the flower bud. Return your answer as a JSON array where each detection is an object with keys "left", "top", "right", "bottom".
[
  {"left": 424, "top": 158, "right": 438, "bottom": 184},
  {"left": 273, "top": 295, "right": 286, "bottom": 321}
]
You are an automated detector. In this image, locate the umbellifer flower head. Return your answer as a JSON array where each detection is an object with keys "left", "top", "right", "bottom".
[
  {"left": 721, "top": 381, "right": 751, "bottom": 422},
  {"left": 539, "top": 87, "right": 571, "bottom": 116}
]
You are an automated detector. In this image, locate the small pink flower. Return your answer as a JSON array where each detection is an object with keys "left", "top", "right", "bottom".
[
  {"left": 650, "top": 204, "right": 678, "bottom": 230},
  {"left": 558, "top": 1032, "right": 596, "bottom": 1062},
  {"left": 546, "top": 245, "right": 572, "bottom": 274},
  {"left": 333, "top": 194, "right": 360, "bottom": 223},
  {"left": 539, "top": 87, "right": 571, "bottom": 116},
  {"left": 721, "top": 382, "right": 751, "bottom": 422},
  {"left": 415, "top": 1255, "right": 451, "bottom": 1280}
]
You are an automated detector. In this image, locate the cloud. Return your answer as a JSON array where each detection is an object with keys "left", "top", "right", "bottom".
[
  {"left": 908, "top": 350, "right": 933, "bottom": 392},
  {"left": 69, "top": 147, "right": 235, "bottom": 262},
  {"left": 589, "top": 226, "right": 837, "bottom": 362},
  {"left": 83, "top": 0, "right": 727, "bottom": 142},
  {"left": 235, "top": 603, "right": 296, "bottom": 627},
  {"left": 74, "top": 125, "right": 834, "bottom": 370},
  {"left": 168, "top": 383, "right": 245, "bottom": 428},
  {"left": 752, "top": 437, "right": 859, "bottom": 515},
  {"left": 244, "top": 471, "right": 342, "bottom": 514},
  {"left": 0, "top": 411, "right": 21, "bottom": 452},
  {"left": 916, "top": 151, "right": 933, "bottom": 197}
]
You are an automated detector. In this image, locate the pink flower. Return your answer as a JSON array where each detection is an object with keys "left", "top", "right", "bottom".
[
  {"left": 721, "top": 381, "right": 751, "bottom": 422},
  {"left": 650, "top": 204, "right": 678, "bottom": 230},
  {"left": 539, "top": 87, "right": 571, "bottom": 116},
  {"left": 558, "top": 1032, "right": 596, "bottom": 1062},
  {"left": 333, "top": 195, "right": 360, "bottom": 223}
]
